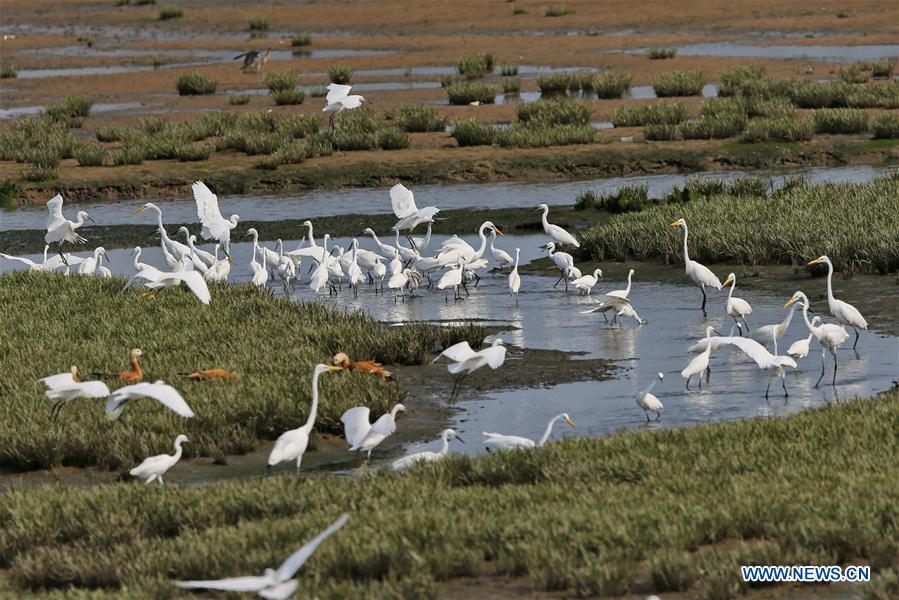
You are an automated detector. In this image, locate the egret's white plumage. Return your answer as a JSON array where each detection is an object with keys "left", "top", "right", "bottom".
[
  {"left": 489, "top": 229, "right": 513, "bottom": 270},
  {"left": 0, "top": 246, "right": 62, "bottom": 271},
  {"left": 127, "top": 258, "right": 212, "bottom": 304},
  {"left": 718, "top": 335, "right": 798, "bottom": 397},
  {"left": 130, "top": 434, "right": 189, "bottom": 485},
  {"left": 509, "top": 248, "right": 521, "bottom": 299},
  {"left": 433, "top": 338, "right": 507, "bottom": 376},
  {"left": 392, "top": 428, "right": 463, "bottom": 471},
  {"left": 323, "top": 84, "right": 367, "bottom": 126},
  {"left": 76, "top": 247, "right": 107, "bottom": 276},
  {"left": 193, "top": 181, "right": 240, "bottom": 257},
  {"left": 436, "top": 263, "right": 465, "bottom": 301},
  {"left": 681, "top": 326, "right": 716, "bottom": 389},
  {"left": 483, "top": 413, "right": 574, "bottom": 451},
  {"left": 786, "top": 292, "right": 850, "bottom": 387},
  {"left": 341, "top": 404, "right": 405, "bottom": 459},
  {"left": 786, "top": 316, "right": 821, "bottom": 361},
  {"left": 105, "top": 380, "right": 194, "bottom": 421},
  {"left": 636, "top": 372, "right": 664, "bottom": 421},
  {"left": 390, "top": 183, "right": 440, "bottom": 233},
  {"left": 671, "top": 218, "right": 721, "bottom": 311},
  {"left": 542, "top": 242, "right": 577, "bottom": 291},
  {"left": 807, "top": 255, "right": 868, "bottom": 349},
  {"left": 570, "top": 268, "right": 603, "bottom": 295},
  {"left": 721, "top": 273, "right": 753, "bottom": 335},
  {"left": 536, "top": 203, "right": 579, "bottom": 247},
  {"left": 132, "top": 202, "right": 190, "bottom": 263},
  {"left": 245, "top": 229, "right": 270, "bottom": 289},
  {"left": 750, "top": 303, "right": 796, "bottom": 353},
  {"left": 45, "top": 194, "right": 93, "bottom": 256}
]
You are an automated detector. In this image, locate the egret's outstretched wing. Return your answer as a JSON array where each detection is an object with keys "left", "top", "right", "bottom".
[
  {"left": 340, "top": 407, "right": 372, "bottom": 448},
  {"left": 174, "top": 576, "right": 270, "bottom": 593},
  {"left": 432, "top": 341, "right": 477, "bottom": 363},
  {"left": 0, "top": 253, "right": 38, "bottom": 267},
  {"left": 721, "top": 336, "right": 796, "bottom": 369},
  {"left": 274, "top": 514, "right": 349, "bottom": 581},
  {"left": 39, "top": 372, "right": 76, "bottom": 389},
  {"left": 193, "top": 181, "right": 229, "bottom": 241},
  {"left": 107, "top": 382, "right": 194, "bottom": 418},
  {"left": 479, "top": 346, "right": 507, "bottom": 369},
  {"left": 369, "top": 412, "right": 397, "bottom": 438},
  {"left": 170, "top": 270, "right": 211, "bottom": 305},
  {"left": 390, "top": 183, "right": 417, "bottom": 219},
  {"left": 46, "top": 194, "right": 65, "bottom": 231},
  {"left": 259, "top": 580, "right": 300, "bottom": 600},
  {"left": 326, "top": 83, "right": 352, "bottom": 104},
  {"left": 46, "top": 381, "right": 110, "bottom": 401}
]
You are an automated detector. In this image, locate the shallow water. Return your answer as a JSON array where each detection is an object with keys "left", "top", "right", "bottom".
[
  {"left": 627, "top": 84, "right": 719, "bottom": 100},
  {"left": 0, "top": 101, "right": 147, "bottom": 120},
  {"left": 622, "top": 43, "right": 899, "bottom": 63},
  {"left": 3, "top": 164, "right": 893, "bottom": 231}
]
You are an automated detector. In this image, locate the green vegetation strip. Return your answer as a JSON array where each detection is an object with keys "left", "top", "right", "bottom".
[
  {"left": 0, "top": 273, "right": 484, "bottom": 471},
  {"left": 0, "top": 393, "right": 896, "bottom": 597}
]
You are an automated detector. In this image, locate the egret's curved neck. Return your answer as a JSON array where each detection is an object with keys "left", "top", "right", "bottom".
[
  {"left": 540, "top": 206, "right": 550, "bottom": 228},
  {"left": 704, "top": 334, "right": 714, "bottom": 354},
  {"left": 727, "top": 277, "right": 735, "bottom": 300},
  {"left": 474, "top": 227, "right": 489, "bottom": 259},
  {"left": 781, "top": 304, "right": 796, "bottom": 329},
  {"left": 423, "top": 222, "right": 432, "bottom": 242},
  {"left": 151, "top": 208, "right": 165, "bottom": 235},
  {"left": 513, "top": 250, "right": 520, "bottom": 269},
  {"left": 173, "top": 439, "right": 184, "bottom": 460},
  {"left": 638, "top": 378, "right": 659, "bottom": 399},
  {"left": 438, "top": 432, "right": 451, "bottom": 456},
  {"left": 132, "top": 249, "right": 142, "bottom": 270},
  {"left": 489, "top": 231, "right": 497, "bottom": 250},
  {"left": 276, "top": 239, "right": 283, "bottom": 255},
  {"left": 623, "top": 271, "right": 633, "bottom": 296},
  {"left": 538, "top": 416, "right": 561, "bottom": 446},
  {"left": 214, "top": 245, "right": 220, "bottom": 261},
  {"left": 43, "top": 246, "right": 49, "bottom": 262},
  {"left": 824, "top": 260, "right": 834, "bottom": 304},
  {"left": 305, "top": 370, "right": 323, "bottom": 432},
  {"left": 681, "top": 225, "right": 690, "bottom": 265},
  {"left": 306, "top": 224, "right": 315, "bottom": 245},
  {"left": 800, "top": 302, "right": 815, "bottom": 333},
  {"left": 390, "top": 405, "right": 402, "bottom": 419}
]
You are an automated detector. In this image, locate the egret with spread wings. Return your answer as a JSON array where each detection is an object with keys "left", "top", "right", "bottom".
[
  {"left": 45, "top": 194, "right": 94, "bottom": 264},
  {"left": 340, "top": 404, "right": 405, "bottom": 459},
  {"left": 389, "top": 183, "right": 440, "bottom": 243},
  {"left": 193, "top": 181, "right": 240, "bottom": 259},
  {"left": 433, "top": 338, "right": 507, "bottom": 400},
  {"left": 322, "top": 83, "right": 368, "bottom": 127},
  {"left": 105, "top": 380, "right": 195, "bottom": 421}
]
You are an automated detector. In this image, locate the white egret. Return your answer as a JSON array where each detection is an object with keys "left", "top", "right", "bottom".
[
  {"left": 636, "top": 372, "right": 664, "bottom": 421},
  {"left": 244, "top": 229, "right": 270, "bottom": 289},
  {"left": 719, "top": 336, "right": 798, "bottom": 398},
  {"left": 436, "top": 264, "right": 466, "bottom": 302},
  {"left": 389, "top": 183, "right": 440, "bottom": 239},
  {"left": 392, "top": 429, "right": 463, "bottom": 471},
  {"left": 602, "top": 268, "right": 635, "bottom": 305},
  {"left": 483, "top": 413, "right": 574, "bottom": 450},
  {"left": 785, "top": 292, "right": 850, "bottom": 387},
  {"left": 39, "top": 367, "right": 110, "bottom": 419},
  {"left": 276, "top": 240, "right": 297, "bottom": 290},
  {"left": 681, "top": 326, "right": 717, "bottom": 389},
  {"left": 392, "top": 228, "right": 419, "bottom": 262},
  {"left": 750, "top": 302, "right": 796, "bottom": 353},
  {"left": 489, "top": 229, "right": 513, "bottom": 271},
  {"left": 541, "top": 242, "right": 576, "bottom": 290},
  {"left": 131, "top": 202, "right": 190, "bottom": 262},
  {"left": 267, "top": 364, "right": 342, "bottom": 474},
  {"left": 45, "top": 194, "right": 94, "bottom": 263},
  {"left": 0, "top": 246, "right": 62, "bottom": 271},
  {"left": 410, "top": 221, "right": 433, "bottom": 254},
  {"left": 372, "top": 257, "right": 386, "bottom": 292},
  {"left": 571, "top": 268, "right": 604, "bottom": 295},
  {"left": 387, "top": 267, "right": 412, "bottom": 302},
  {"left": 340, "top": 404, "right": 405, "bottom": 459},
  {"left": 76, "top": 247, "right": 107, "bottom": 276},
  {"left": 105, "top": 380, "right": 195, "bottom": 421},
  {"left": 721, "top": 273, "right": 752, "bottom": 335},
  {"left": 174, "top": 514, "right": 349, "bottom": 600},
  {"left": 309, "top": 237, "right": 331, "bottom": 294},
  {"left": 130, "top": 434, "right": 189, "bottom": 485},
  {"left": 670, "top": 218, "right": 721, "bottom": 312},
  {"left": 536, "top": 203, "right": 579, "bottom": 247},
  {"left": 613, "top": 302, "right": 646, "bottom": 326},
  {"left": 177, "top": 227, "right": 215, "bottom": 268},
  {"left": 432, "top": 338, "right": 507, "bottom": 400},
  {"left": 687, "top": 325, "right": 740, "bottom": 354},
  {"left": 786, "top": 316, "right": 822, "bottom": 361},
  {"left": 128, "top": 257, "right": 211, "bottom": 304},
  {"left": 807, "top": 255, "right": 868, "bottom": 349},
  {"left": 193, "top": 181, "right": 240, "bottom": 258},
  {"left": 323, "top": 83, "right": 368, "bottom": 127},
  {"left": 509, "top": 248, "right": 521, "bottom": 302},
  {"left": 436, "top": 222, "right": 503, "bottom": 281},
  {"left": 204, "top": 244, "right": 231, "bottom": 283},
  {"left": 360, "top": 228, "right": 399, "bottom": 260}
]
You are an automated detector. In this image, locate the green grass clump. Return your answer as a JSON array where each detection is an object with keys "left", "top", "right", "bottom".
[
  {"left": 0, "top": 116, "right": 74, "bottom": 163},
  {"left": 290, "top": 32, "right": 312, "bottom": 47},
  {"left": 652, "top": 70, "right": 704, "bottom": 96},
  {"left": 678, "top": 100, "right": 748, "bottom": 139},
  {"left": 446, "top": 82, "right": 495, "bottom": 105},
  {"left": 264, "top": 70, "right": 298, "bottom": 93},
  {"left": 276, "top": 113, "right": 321, "bottom": 138},
  {"left": 248, "top": 16, "right": 268, "bottom": 31},
  {"left": 327, "top": 65, "right": 352, "bottom": 84},
  {"left": 44, "top": 95, "right": 93, "bottom": 127},
  {"left": 650, "top": 549, "right": 698, "bottom": 591},
  {"left": 450, "top": 119, "right": 496, "bottom": 146},
  {"left": 158, "top": 7, "right": 182, "bottom": 19},
  {"left": 228, "top": 94, "right": 250, "bottom": 105},
  {"left": 271, "top": 88, "right": 305, "bottom": 105},
  {"left": 574, "top": 185, "right": 650, "bottom": 212},
  {"left": 497, "top": 123, "right": 596, "bottom": 148},
  {"left": 175, "top": 71, "right": 217, "bottom": 95},
  {"left": 21, "top": 147, "right": 60, "bottom": 181},
  {"left": 173, "top": 142, "right": 211, "bottom": 161},
  {"left": 516, "top": 97, "right": 590, "bottom": 127},
  {"left": 587, "top": 70, "right": 632, "bottom": 99},
  {"left": 789, "top": 81, "right": 899, "bottom": 109},
  {"left": 502, "top": 77, "right": 521, "bottom": 95},
  {"left": 871, "top": 112, "right": 899, "bottom": 139},
  {"left": 647, "top": 47, "right": 676, "bottom": 59},
  {"left": 72, "top": 141, "right": 107, "bottom": 166},
  {"left": 716, "top": 65, "right": 766, "bottom": 97},
  {"left": 388, "top": 104, "right": 446, "bottom": 133},
  {"left": 839, "top": 62, "right": 873, "bottom": 84},
  {"left": 811, "top": 108, "right": 868, "bottom": 134},
  {"left": 535, "top": 72, "right": 573, "bottom": 95},
  {"left": 327, "top": 108, "right": 379, "bottom": 151},
  {"left": 870, "top": 57, "right": 897, "bottom": 78},
  {"left": 455, "top": 53, "right": 494, "bottom": 80},
  {"left": 513, "top": 4, "right": 527, "bottom": 14},
  {"left": 0, "top": 64, "right": 17, "bottom": 78},
  {"left": 500, "top": 64, "right": 519, "bottom": 76},
  {"left": 739, "top": 116, "right": 813, "bottom": 143},
  {"left": 611, "top": 102, "right": 685, "bottom": 126},
  {"left": 377, "top": 126, "right": 410, "bottom": 150},
  {"left": 580, "top": 176, "right": 899, "bottom": 271},
  {"left": 544, "top": 4, "right": 575, "bottom": 16},
  {"left": 644, "top": 123, "right": 682, "bottom": 141}
]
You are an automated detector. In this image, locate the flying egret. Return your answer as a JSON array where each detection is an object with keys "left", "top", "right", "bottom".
[
  {"left": 750, "top": 302, "right": 796, "bottom": 353},
  {"left": 0, "top": 246, "right": 63, "bottom": 271},
  {"left": 636, "top": 372, "right": 664, "bottom": 421},
  {"left": 45, "top": 194, "right": 94, "bottom": 264},
  {"left": 436, "top": 264, "right": 466, "bottom": 302},
  {"left": 721, "top": 273, "right": 752, "bottom": 335},
  {"left": 193, "top": 181, "right": 240, "bottom": 259},
  {"left": 105, "top": 380, "right": 195, "bottom": 421},
  {"left": 131, "top": 202, "right": 190, "bottom": 263},
  {"left": 392, "top": 429, "right": 463, "bottom": 471},
  {"left": 130, "top": 434, "right": 189, "bottom": 485},
  {"left": 39, "top": 367, "right": 110, "bottom": 419},
  {"left": 536, "top": 203, "right": 579, "bottom": 247},
  {"left": 323, "top": 83, "right": 368, "bottom": 127},
  {"left": 128, "top": 257, "right": 212, "bottom": 304},
  {"left": 719, "top": 336, "right": 798, "bottom": 398},
  {"left": 807, "top": 255, "right": 868, "bottom": 349},
  {"left": 670, "top": 218, "right": 721, "bottom": 312},
  {"left": 331, "top": 352, "right": 391, "bottom": 378},
  {"left": 541, "top": 242, "right": 576, "bottom": 291},
  {"left": 174, "top": 514, "right": 349, "bottom": 600},
  {"left": 489, "top": 229, "right": 514, "bottom": 271},
  {"left": 76, "top": 247, "right": 107, "bottom": 276},
  {"left": 341, "top": 404, "right": 405, "bottom": 459},
  {"left": 571, "top": 268, "right": 604, "bottom": 295},
  {"left": 432, "top": 338, "right": 507, "bottom": 400},
  {"left": 787, "top": 316, "right": 822, "bottom": 362},
  {"left": 681, "top": 326, "right": 717, "bottom": 389},
  {"left": 389, "top": 183, "right": 440, "bottom": 241},
  {"left": 509, "top": 248, "right": 521, "bottom": 302},
  {"left": 483, "top": 413, "right": 574, "bottom": 450},
  {"left": 785, "top": 292, "right": 850, "bottom": 387},
  {"left": 267, "top": 364, "right": 343, "bottom": 474},
  {"left": 93, "top": 348, "right": 145, "bottom": 382}
]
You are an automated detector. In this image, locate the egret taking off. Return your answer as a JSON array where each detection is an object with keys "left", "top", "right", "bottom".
[
  {"left": 670, "top": 218, "right": 721, "bottom": 312},
  {"left": 45, "top": 194, "right": 94, "bottom": 264},
  {"left": 39, "top": 367, "right": 110, "bottom": 420},
  {"left": 323, "top": 83, "right": 368, "bottom": 128},
  {"left": 432, "top": 338, "right": 507, "bottom": 400},
  {"left": 785, "top": 291, "right": 850, "bottom": 387},
  {"left": 193, "top": 181, "right": 240, "bottom": 259},
  {"left": 483, "top": 413, "right": 574, "bottom": 451},
  {"left": 392, "top": 429, "right": 463, "bottom": 471},
  {"left": 105, "top": 380, "right": 195, "bottom": 421},
  {"left": 536, "top": 203, "right": 579, "bottom": 247},
  {"left": 719, "top": 336, "right": 798, "bottom": 398},
  {"left": 340, "top": 404, "right": 406, "bottom": 460},
  {"left": 721, "top": 273, "right": 752, "bottom": 335},
  {"left": 130, "top": 434, "right": 189, "bottom": 485},
  {"left": 807, "top": 255, "right": 868, "bottom": 349},
  {"left": 636, "top": 372, "right": 664, "bottom": 421},
  {"left": 389, "top": 183, "right": 439, "bottom": 242}
]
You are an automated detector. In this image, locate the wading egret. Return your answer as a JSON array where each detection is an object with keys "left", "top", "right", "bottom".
[
  {"left": 541, "top": 242, "right": 576, "bottom": 291},
  {"left": 436, "top": 264, "right": 466, "bottom": 302},
  {"left": 432, "top": 338, "right": 506, "bottom": 400},
  {"left": 387, "top": 267, "right": 412, "bottom": 302},
  {"left": 45, "top": 194, "right": 94, "bottom": 263},
  {"left": 509, "top": 248, "right": 521, "bottom": 301},
  {"left": 807, "top": 255, "right": 868, "bottom": 349},
  {"left": 483, "top": 413, "right": 574, "bottom": 450},
  {"left": 359, "top": 228, "right": 399, "bottom": 260},
  {"left": 670, "top": 218, "right": 721, "bottom": 312},
  {"left": 177, "top": 227, "right": 215, "bottom": 268},
  {"left": 636, "top": 372, "right": 664, "bottom": 421},
  {"left": 341, "top": 404, "right": 405, "bottom": 459},
  {"left": 323, "top": 83, "right": 368, "bottom": 127},
  {"left": 331, "top": 352, "right": 391, "bottom": 378},
  {"left": 0, "top": 246, "right": 60, "bottom": 271},
  {"left": 536, "top": 203, "right": 579, "bottom": 247},
  {"left": 204, "top": 244, "right": 231, "bottom": 283},
  {"left": 785, "top": 292, "right": 849, "bottom": 387},
  {"left": 687, "top": 325, "right": 740, "bottom": 354},
  {"left": 40, "top": 367, "right": 110, "bottom": 419},
  {"left": 604, "top": 268, "right": 635, "bottom": 302},
  {"left": 105, "top": 380, "right": 195, "bottom": 421},
  {"left": 93, "top": 348, "right": 145, "bottom": 382},
  {"left": 245, "top": 229, "right": 270, "bottom": 289},
  {"left": 786, "top": 316, "right": 822, "bottom": 361},
  {"left": 76, "top": 247, "right": 106, "bottom": 276},
  {"left": 719, "top": 336, "right": 798, "bottom": 398},
  {"left": 392, "top": 428, "right": 463, "bottom": 471},
  {"left": 131, "top": 202, "right": 190, "bottom": 263},
  {"left": 436, "top": 222, "right": 502, "bottom": 274},
  {"left": 193, "top": 181, "right": 240, "bottom": 259},
  {"left": 410, "top": 221, "right": 433, "bottom": 254},
  {"left": 721, "top": 273, "right": 752, "bottom": 335},
  {"left": 130, "top": 434, "right": 189, "bottom": 485},
  {"left": 182, "top": 369, "right": 241, "bottom": 381},
  {"left": 750, "top": 302, "right": 796, "bottom": 353},
  {"left": 174, "top": 514, "right": 349, "bottom": 600},
  {"left": 389, "top": 183, "right": 440, "bottom": 238},
  {"left": 681, "top": 326, "right": 717, "bottom": 389},
  {"left": 613, "top": 302, "right": 646, "bottom": 326},
  {"left": 372, "top": 257, "right": 386, "bottom": 292},
  {"left": 489, "top": 229, "right": 514, "bottom": 270},
  {"left": 571, "top": 269, "right": 604, "bottom": 295},
  {"left": 267, "top": 364, "right": 342, "bottom": 474}
]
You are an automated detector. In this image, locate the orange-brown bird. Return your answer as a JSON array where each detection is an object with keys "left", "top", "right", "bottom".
[
  {"left": 332, "top": 352, "right": 391, "bottom": 378},
  {"left": 181, "top": 369, "right": 241, "bottom": 382},
  {"left": 93, "top": 348, "right": 145, "bottom": 382}
]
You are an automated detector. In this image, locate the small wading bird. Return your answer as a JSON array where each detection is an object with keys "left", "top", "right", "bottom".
[
  {"left": 45, "top": 194, "right": 94, "bottom": 265},
  {"left": 194, "top": 181, "right": 240, "bottom": 260},
  {"left": 571, "top": 268, "right": 604, "bottom": 295},
  {"left": 181, "top": 369, "right": 241, "bottom": 381},
  {"left": 719, "top": 336, "right": 798, "bottom": 398},
  {"left": 322, "top": 83, "right": 368, "bottom": 128},
  {"left": 331, "top": 352, "right": 391, "bottom": 378},
  {"left": 542, "top": 242, "right": 577, "bottom": 291},
  {"left": 126, "top": 256, "right": 212, "bottom": 305},
  {"left": 76, "top": 246, "right": 106, "bottom": 276},
  {"left": 483, "top": 413, "right": 574, "bottom": 451},
  {"left": 670, "top": 218, "right": 721, "bottom": 312},
  {"left": 682, "top": 326, "right": 717, "bottom": 389},
  {"left": 509, "top": 247, "right": 521, "bottom": 303},
  {"left": 536, "top": 203, "right": 579, "bottom": 247},
  {"left": 636, "top": 372, "right": 664, "bottom": 421},
  {"left": 807, "top": 255, "right": 868, "bottom": 349},
  {"left": 105, "top": 380, "right": 195, "bottom": 421},
  {"left": 750, "top": 301, "right": 797, "bottom": 353},
  {"left": 131, "top": 202, "right": 190, "bottom": 265},
  {"left": 174, "top": 514, "right": 349, "bottom": 600},
  {"left": 39, "top": 367, "right": 110, "bottom": 419},
  {"left": 234, "top": 48, "right": 272, "bottom": 81},
  {"left": 93, "top": 348, "right": 145, "bottom": 382},
  {"left": 389, "top": 183, "right": 439, "bottom": 246},
  {"left": 130, "top": 434, "right": 189, "bottom": 486},
  {"left": 721, "top": 272, "right": 752, "bottom": 335},
  {"left": 489, "top": 229, "right": 514, "bottom": 271},
  {"left": 432, "top": 338, "right": 507, "bottom": 400},
  {"left": 787, "top": 316, "right": 822, "bottom": 362},
  {"left": 785, "top": 291, "right": 850, "bottom": 387},
  {"left": 267, "top": 364, "right": 343, "bottom": 474},
  {"left": 340, "top": 403, "right": 406, "bottom": 460},
  {"left": 392, "top": 428, "right": 463, "bottom": 471}
]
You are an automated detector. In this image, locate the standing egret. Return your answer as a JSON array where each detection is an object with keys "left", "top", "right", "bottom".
[
  {"left": 177, "top": 227, "right": 215, "bottom": 268},
  {"left": 193, "top": 181, "right": 240, "bottom": 259},
  {"left": 541, "top": 242, "right": 576, "bottom": 291},
  {"left": 436, "top": 222, "right": 502, "bottom": 278},
  {"left": 323, "top": 83, "right": 368, "bottom": 127},
  {"left": 509, "top": 248, "right": 521, "bottom": 303},
  {"left": 76, "top": 247, "right": 107, "bottom": 276},
  {"left": 267, "top": 364, "right": 343, "bottom": 474},
  {"left": 571, "top": 269, "right": 604, "bottom": 295},
  {"left": 360, "top": 228, "right": 399, "bottom": 260},
  {"left": 670, "top": 218, "right": 721, "bottom": 312},
  {"left": 93, "top": 348, "right": 145, "bottom": 382},
  {"left": 130, "top": 435, "right": 189, "bottom": 485},
  {"left": 387, "top": 267, "right": 412, "bottom": 302},
  {"left": 721, "top": 273, "right": 752, "bottom": 335},
  {"left": 372, "top": 257, "right": 386, "bottom": 293},
  {"left": 436, "top": 264, "right": 466, "bottom": 302},
  {"left": 483, "top": 413, "right": 574, "bottom": 450},
  {"left": 807, "top": 255, "right": 868, "bottom": 349},
  {"left": 681, "top": 326, "right": 717, "bottom": 389},
  {"left": 536, "top": 203, "right": 579, "bottom": 247},
  {"left": 45, "top": 194, "right": 94, "bottom": 264},
  {"left": 276, "top": 240, "right": 297, "bottom": 290},
  {"left": 392, "top": 429, "right": 463, "bottom": 471},
  {"left": 174, "top": 514, "right": 349, "bottom": 600},
  {"left": 341, "top": 404, "right": 405, "bottom": 459},
  {"left": 105, "top": 380, "right": 195, "bottom": 421},
  {"left": 245, "top": 229, "right": 270, "bottom": 289},
  {"left": 719, "top": 336, "right": 798, "bottom": 398},
  {"left": 204, "top": 244, "right": 231, "bottom": 283},
  {"left": 489, "top": 229, "right": 514, "bottom": 271},
  {"left": 432, "top": 338, "right": 507, "bottom": 400},
  {"left": 40, "top": 367, "right": 110, "bottom": 419},
  {"left": 787, "top": 316, "right": 822, "bottom": 362},
  {"left": 785, "top": 292, "right": 850, "bottom": 387},
  {"left": 636, "top": 372, "right": 664, "bottom": 421},
  {"left": 131, "top": 202, "right": 190, "bottom": 262},
  {"left": 389, "top": 183, "right": 440, "bottom": 242},
  {"left": 750, "top": 302, "right": 797, "bottom": 353}
]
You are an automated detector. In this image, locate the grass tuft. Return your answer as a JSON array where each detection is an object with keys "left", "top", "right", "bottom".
[
  {"left": 387, "top": 104, "right": 446, "bottom": 133},
  {"left": 451, "top": 119, "right": 496, "bottom": 146},
  {"left": 652, "top": 70, "right": 704, "bottom": 96},
  {"left": 647, "top": 47, "right": 676, "bottom": 59},
  {"left": 0, "top": 64, "right": 17, "bottom": 78},
  {"left": 264, "top": 70, "right": 297, "bottom": 93},
  {"left": 271, "top": 89, "right": 305, "bottom": 106},
  {"left": 811, "top": 108, "right": 868, "bottom": 134},
  {"left": 611, "top": 102, "right": 685, "bottom": 126},
  {"left": 290, "top": 32, "right": 312, "bottom": 47},
  {"left": 544, "top": 4, "right": 575, "bottom": 16},
  {"left": 327, "top": 65, "right": 353, "bottom": 85},
  {"left": 516, "top": 97, "right": 590, "bottom": 127},
  {"left": 228, "top": 94, "right": 250, "bottom": 106},
  {"left": 446, "top": 82, "right": 495, "bottom": 105},
  {"left": 456, "top": 53, "right": 494, "bottom": 80},
  {"left": 248, "top": 16, "right": 268, "bottom": 31},
  {"left": 158, "top": 7, "right": 182, "bottom": 20},
  {"left": 175, "top": 71, "right": 217, "bottom": 95},
  {"left": 871, "top": 112, "right": 899, "bottom": 139}
]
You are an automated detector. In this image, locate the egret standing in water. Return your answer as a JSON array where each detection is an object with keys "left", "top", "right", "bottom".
[
  {"left": 636, "top": 372, "right": 664, "bottom": 421},
  {"left": 807, "top": 255, "right": 868, "bottom": 349},
  {"left": 509, "top": 248, "right": 521, "bottom": 303},
  {"left": 45, "top": 194, "right": 94, "bottom": 265},
  {"left": 787, "top": 316, "right": 822, "bottom": 362},
  {"left": 536, "top": 203, "right": 579, "bottom": 247},
  {"left": 682, "top": 326, "right": 717, "bottom": 389},
  {"left": 193, "top": 181, "right": 240, "bottom": 259},
  {"left": 130, "top": 434, "right": 189, "bottom": 485},
  {"left": 392, "top": 429, "right": 463, "bottom": 471},
  {"left": 721, "top": 273, "right": 752, "bottom": 335},
  {"left": 670, "top": 218, "right": 721, "bottom": 312},
  {"left": 483, "top": 413, "right": 574, "bottom": 450},
  {"left": 541, "top": 242, "right": 577, "bottom": 291},
  {"left": 785, "top": 292, "right": 850, "bottom": 387}
]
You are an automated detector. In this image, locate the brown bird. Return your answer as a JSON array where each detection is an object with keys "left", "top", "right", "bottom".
[
  {"left": 332, "top": 352, "right": 392, "bottom": 378},
  {"left": 181, "top": 369, "right": 241, "bottom": 382},
  {"left": 93, "top": 348, "right": 145, "bottom": 382}
]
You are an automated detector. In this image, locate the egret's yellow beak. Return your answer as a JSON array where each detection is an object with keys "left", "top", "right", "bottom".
[
  {"left": 784, "top": 296, "right": 798, "bottom": 308},
  {"left": 325, "top": 365, "right": 343, "bottom": 372},
  {"left": 807, "top": 257, "right": 824, "bottom": 266},
  {"left": 722, "top": 274, "right": 734, "bottom": 287},
  {"left": 565, "top": 416, "right": 575, "bottom": 428},
  {"left": 494, "top": 225, "right": 505, "bottom": 236},
  {"left": 131, "top": 206, "right": 147, "bottom": 215},
  {"left": 669, "top": 220, "right": 680, "bottom": 227}
]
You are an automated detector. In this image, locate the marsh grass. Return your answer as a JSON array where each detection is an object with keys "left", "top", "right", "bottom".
[
  {"left": 248, "top": 16, "right": 268, "bottom": 31},
  {"left": 516, "top": 97, "right": 590, "bottom": 127},
  {"left": 158, "top": 7, "right": 182, "bottom": 20},
  {"left": 652, "top": 70, "right": 704, "bottom": 97},
  {"left": 0, "top": 393, "right": 896, "bottom": 597},
  {"left": 812, "top": 108, "right": 868, "bottom": 134},
  {"left": 871, "top": 112, "right": 899, "bottom": 139},
  {"left": 497, "top": 123, "right": 596, "bottom": 148},
  {"left": 611, "top": 102, "right": 685, "bottom": 126},
  {"left": 574, "top": 185, "right": 649, "bottom": 212},
  {"left": 644, "top": 123, "right": 682, "bottom": 141},
  {"left": 446, "top": 82, "right": 495, "bottom": 105},
  {"left": 544, "top": 4, "right": 575, "bottom": 16},
  {"left": 290, "top": 32, "right": 312, "bottom": 47},
  {"left": 647, "top": 47, "right": 676, "bottom": 60},
  {"left": 228, "top": 94, "right": 250, "bottom": 105},
  {"left": 450, "top": 119, "right": 496, "bottom": 146},
  {"left": 175, "top": 71, "right": 217, "bottom": 95},
  {"left": 580, "top": 176, "right": 899, "bottom": 271},
  {"left": 587, "top": 70, "right": 632, "bottom": 99},
  {"left": 45, "top": 96, "right": 93, "bottom": 127},
  {"left": 839, "top": 62, "right": 873, "bottom": 84},
  {"left": 271, "top": 89, "right": 305, "bottom": 105},
  {"left": 740, "top": 115, "right": 813, "bottom": 143},
  {"left": 264, "top": 70, "right": 297, "bottom": 93},
  {"left": 870, "top": 57, "right": 897, "bottom": 78},
  {"left": 502, "top": 77, "right": 521, "bottom": 95},
  {"left": 456, "top": 53, "right": 493, "bottom": 80},
  {"left": 387, "top": 104, "right": 446, "bottom": 133},
  {"left": 72, "top": 141, "right": 107, "bottom": 166},
  {"left": 500, "top": 64, "right": 519, "bottom": 76},
  {"left": 377, "top": 126, "right": 409, "bottom": 150},
  {"left": 535, "top": 72, "right": 572, "bottom": 95},
  {"left": 0, "top": 64, "right": 17, "bottom": 78}
]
